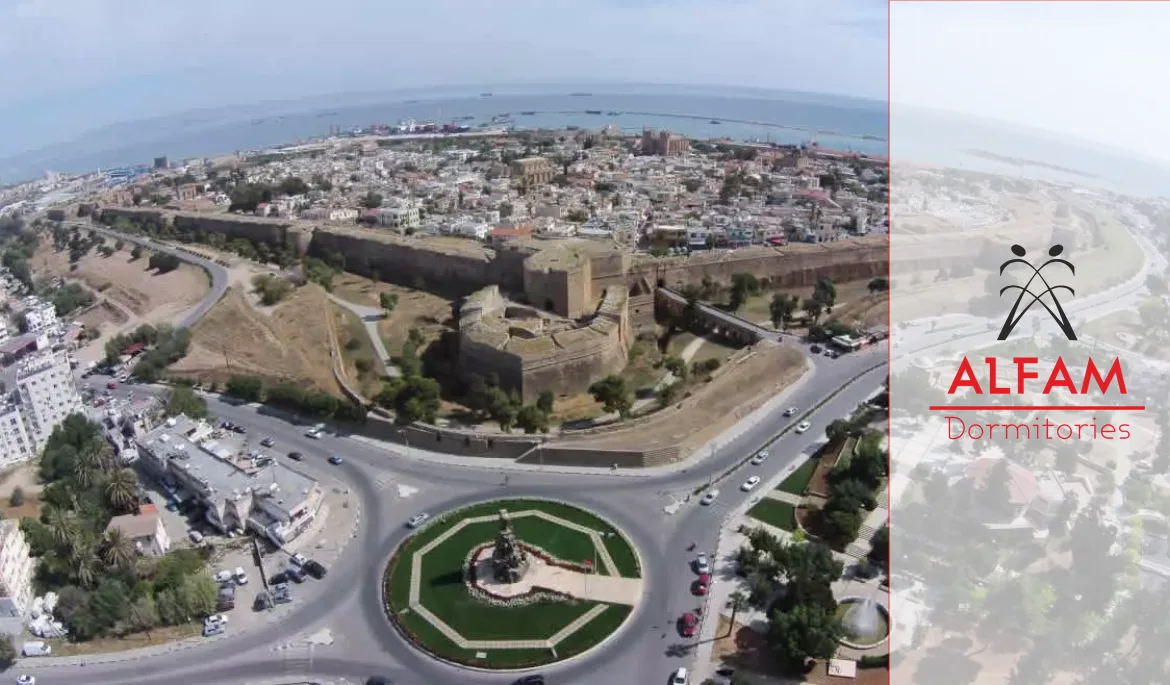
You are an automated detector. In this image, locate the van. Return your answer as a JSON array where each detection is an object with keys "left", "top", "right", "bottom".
[{"left": 21, "top": 641, "right": 51, "bottom": 657}]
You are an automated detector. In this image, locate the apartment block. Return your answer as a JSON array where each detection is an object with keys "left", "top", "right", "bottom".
[
  {"left": 16, "top": 353, "right": 84, "bottom": 449},
  {"left": 0, "top": 521, "right": 34, "bottom": 620}
]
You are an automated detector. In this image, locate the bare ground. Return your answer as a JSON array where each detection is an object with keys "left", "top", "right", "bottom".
[
  {"left": 554, "top": 342, "right": 808, "bottom": 455},
  {"left": 34, "top": 244, "right": 208, "bottom": 320},
  {"left": 330, "top": 302, "right": 386, "bottom": 398},
  {"left": 171, "top": 284, "right": 343, "bottom": 395},
  {"left": 740, "top": 280, "right": 888, "bottom": 330}
]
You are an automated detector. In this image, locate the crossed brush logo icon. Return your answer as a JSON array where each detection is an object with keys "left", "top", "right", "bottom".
[{"left": 997, "top": 244, "right": 1077, "bottom": 341}]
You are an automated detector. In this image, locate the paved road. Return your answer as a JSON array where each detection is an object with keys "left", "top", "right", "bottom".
[
  {"left": 325, "top": 292, "right": 397, "bottom": 376},
  {"left": 79, "top": 223, "right": 230, "bottom": 328},
  {"left": 23, "top": 345, "right": 885, "bottom": 685}
]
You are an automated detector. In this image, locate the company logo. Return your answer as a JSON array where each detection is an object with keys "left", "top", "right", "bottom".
[{"left": 997, "top": 244, "right": 1077, "bottom": 341}]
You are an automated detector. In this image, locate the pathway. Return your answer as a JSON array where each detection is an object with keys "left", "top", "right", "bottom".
[
  {"left": 325, "top": 293, "right": 399, "bottom": 378},
  {"left": 764, "top": 490, "right": 804, "bottom": 506},
  {"left": 630, "top": 333, "right": 716, "bottom": 414}
]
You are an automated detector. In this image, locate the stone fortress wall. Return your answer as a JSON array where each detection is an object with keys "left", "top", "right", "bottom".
[
  {"left": 97, "top": 208, "right": 893, "bottom": 398},
  {"left": 457, "top": 284, "right": 631, "bottom": 403}
]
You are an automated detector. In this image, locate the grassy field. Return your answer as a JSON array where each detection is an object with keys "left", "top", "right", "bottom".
[
  {"left": 747, "top": 499, "right": 797, "bottom": 531},
  {"left": 383, "top": 498, "right": 639, "bottom": 668},
  {"left": 776, "top": 458, "right": 818, "bottom": 495}
]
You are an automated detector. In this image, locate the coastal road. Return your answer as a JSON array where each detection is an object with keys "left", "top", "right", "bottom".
[{"left": 25, "top": 346, "right": 886, "bottom": 685}]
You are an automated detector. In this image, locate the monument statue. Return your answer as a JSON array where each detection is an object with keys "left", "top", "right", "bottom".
[{"left": 492, "top": 509, "right": 530, "bottom": 583}]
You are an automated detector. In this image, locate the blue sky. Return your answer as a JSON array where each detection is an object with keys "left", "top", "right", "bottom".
[{"left": 0, "top": 0, "right": 888, "bottom": 158}]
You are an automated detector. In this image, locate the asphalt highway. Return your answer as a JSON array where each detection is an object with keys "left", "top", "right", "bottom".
[{"left": 18, "top": 345, "right": 886, "bottom": 685}]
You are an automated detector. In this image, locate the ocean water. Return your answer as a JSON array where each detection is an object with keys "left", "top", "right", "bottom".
[{"left": 0, "top": 92, "right": 888, "bottom": 180}]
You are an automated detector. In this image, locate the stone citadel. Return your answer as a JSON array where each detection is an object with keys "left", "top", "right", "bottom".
[{"left": 97, "top": 207, "right": 889, "bottom": 400}]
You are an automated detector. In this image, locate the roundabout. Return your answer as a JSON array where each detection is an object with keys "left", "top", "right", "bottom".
[{"left": 383, "top": 498, "right": 645, "bottom": 670}]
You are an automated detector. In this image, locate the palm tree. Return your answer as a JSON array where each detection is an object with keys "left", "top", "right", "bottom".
[
  {"left": 106, "top": 468, "right": 139, "bottom": 514},
  {"left": 72, "top": 448, "right": 99, "bottom": 490},
  {"left": 71, "top": 543, "right": 99, "bottom": 588},
  {"left": 725, "top": 590, "right": 748, "bottom": 637},
  {"left": 46, "top": 508, "right": 79, "bottom": 551},
  {"left": 101, "top": 529, "right": 137, "bottom": 572}
]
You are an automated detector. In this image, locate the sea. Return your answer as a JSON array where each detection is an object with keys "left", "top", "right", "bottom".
[{"left": 0, "top": 91, "right": 888, "bottom": 182}]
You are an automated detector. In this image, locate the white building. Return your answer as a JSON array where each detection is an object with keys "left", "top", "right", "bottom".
[
  {"left": 0, "top": 520, "right": 35, "bottom": 621},
  {"left": 0, "top": 404, "right": 34, "bottom": 468},
  {"left": 22, "top": 302, "right": 57, "bottom": 334},
  {"left": 16, "top": 353, "right": 83, "bottom": 449}
]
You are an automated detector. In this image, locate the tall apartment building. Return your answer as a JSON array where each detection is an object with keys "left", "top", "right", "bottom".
[
  {"left": 0, "top": 521, "right": 35, "bottom": 620},
  {"left": 21, "top": 301, "right": 57, "bottom": 334},
  {"left": 0, "top": 404, "right": 34, "bottom": 469},
  {"left": 15, "top": 353, "right": 83, "bottom": 450}
]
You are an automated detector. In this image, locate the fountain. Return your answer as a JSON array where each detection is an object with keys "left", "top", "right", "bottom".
[
  {"left": 491, "top": 509, "right": 530, "bottom": 583},
  {"left": 835, "top": 591, "right": 890, "bottom": 649}
]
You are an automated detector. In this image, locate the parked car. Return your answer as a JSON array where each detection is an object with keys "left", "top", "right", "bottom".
[
  {"left": 366, "top": 678, "right": 394, "bottom": 685},
  {"left": 782, "top": 407, "right": 798, "bottom": 417},
  {"left": 671, "top": 666, "right": 689, "bottom": 685},
  {"left": 678, "top": 612, "right": 698, "bottom": 637},
  {"left": 260, "top": 437, "right": 275, "bottom": 447},
  {"left": 407, "top": 513, "right": 430, "bottom": 529},
  {"left": 107, "top": 381, "right": 117, "bottom": 390},
  {"left": 285, "top": 565, "right": 306, "bottom": 583},
  {"left": 231, "top": 424, "right": 246, "bottom": 434},
  {"left": 272, "top": 582, "right": 292, "bottom": 604},
  {"left": 216, "top": 586, "right": 235, "bottom": 611},
  {"left": 234, "top": 567, "right": 249, "bottom": 585},
  {"left": 328, "top": 455, "right": 344, "bottom": 465},
  {"left": 511, "top": 676, "right": 545, "bottom": 685},
  {"left": 693, "top": 553, "right": 710, "bottom": 574},
  {"left": 290, "top": 553, "right": 309, "bottom": 567},
  {"left": 202, "top": 621, "right": 225, "bottom": 638},
  {"left": 303, "top": 560, "right": 327, "bottom": 579},
  {"left": 20, "top": 641, "right": 51, "bottom": 657},
  {"left": 750, "top": 451, "right": 768, "bottom": 465},
  {"left": 188, "top": 530, "right": 204, "bottom": 544},
  {"left": 254, "top": 591, "right": 274, "bottom": 611},
  {"left": 741, "top": 476, "right": 761, "bottom": 492},
  {"left": 288, "top": 451, "right": 304, "bottom": 461},
  {"left": 699, "top": 489, "right": 720, "bottom": 505},
  {"left": 794, "top": 421, "right": 812, "bottom": 434},
  {"left": 16, "top": 675, "right": 36, "bottom": 685},
  {"left": 213, "top": 569, "right": 234, "bottom": 584},
  {"left": 691, "top": 578, "right": 709, "bottom": 596},
  {"left": 305, "top": 425, "right": 324, "bottom": 439}
]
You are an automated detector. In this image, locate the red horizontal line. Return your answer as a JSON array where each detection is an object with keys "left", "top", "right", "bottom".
[{"left": 930, "top": 405, "right": 1145, "bottom": 411}]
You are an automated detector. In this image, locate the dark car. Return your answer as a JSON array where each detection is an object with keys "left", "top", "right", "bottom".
[
  {"left": 327, "top": 455, "right": 343, "bottom": 465},
  {"left": 269, "top": 571, "right": 288, "bottom": 585},
  {"left": 288, "top": 451, "right": 304, "bottom": 461},
  {"left": 304, "top": 560, "right": 327, "bottom": 579},
  {"left": 231, "top": 425, "right": 246, "bottom": 434},
  {"left": 512, "top": 676, "right": 546, "bottom": 685},
  {"left": 366, "top": 677, "right": 394, "bottom": 685},
  {"left": 260, "top": 437, "right": 275, "bottom": 447}
]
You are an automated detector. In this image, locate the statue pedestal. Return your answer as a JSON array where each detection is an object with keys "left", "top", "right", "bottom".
[{"left": 473, "top": 547, "right": 543, "bottom": 597}]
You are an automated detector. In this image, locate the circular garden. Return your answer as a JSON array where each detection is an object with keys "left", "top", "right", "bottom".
[{"left": 383, "top": 498, "right": 644, "bottom": 670}]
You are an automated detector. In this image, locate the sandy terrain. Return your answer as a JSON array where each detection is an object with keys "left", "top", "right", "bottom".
[
  {"left": 556, "top": 342, "right": 808, "bottom": 455},
  {"left": 330, "top": 273, "right": 455, "bottom": 356},
  {"left": 740, "top": 279, "right": 888, "bottom": 331},
  {"left": 34, "top": 244, "right": 209, "bottom": 321},
  {"left": 171, "top": 284, "right": 343, "bottom": 395}
]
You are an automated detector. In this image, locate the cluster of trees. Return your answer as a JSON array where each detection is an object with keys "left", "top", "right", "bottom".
[
  {"left": 148, "top": 252, "right": 182, "bottom": 274},
  {"left": 224, "top": 376, "right": 367, "bottom": 422},
  {"left": 731, "top": 528, "right": 844, "bottom": 669},
  {"left": 463, "top": 374, "right": 554, "bottom": 434},
  {"left": 802, "top": 279, "right": 837, "bottom": 325},
  {"left": 361, "top": 192, "right": 383, "bottom": 209},
  {"left": 656, "top": 354, "right": 720, "bottom": 407},
  {"left": 1, "top": 221, "right": 37, "bottom": 290},
  {"left": 727, "top": 272, "right": 761, "bottom": 312},
  {"left": 303, "top": 255, "right": 340, "bottom": 291},
  {"left": 20, "top": 416, "right": 219, "bottom": 641},
  {"left": 373, "top": 329, "right": 441, "bottom": 425},
  {"left": 102, "top": 324, "right": 191, "bottom": 382},
  {"left": 813, "top": 426, "right": 888, "bottom": 549},
  {"left": 379, "top": 292, "right": 398, "bottom": 314},
  {"left": 50, "top": 283, "right": 95, "bottom": 317},
  {"left": 251, "top": 274, "right": 293, "bottom": 306},
  {"left": 164, "top": 385, "right": 208, "bottom": 419},
  {"left": 588, "top": 375, "right": 633, "bottom": 418},
  {"left": 228, "top": 183, "right": 274, "bottom": 213}
]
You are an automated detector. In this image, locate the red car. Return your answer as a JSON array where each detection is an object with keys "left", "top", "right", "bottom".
[
  {"left": 692, "top": 573, "right": 711, "bottom": 596},
  {"left": 107, "top": 381, "right": 118, "bottom": 390},
  {"left": 678, "top": 612, "right": 698, "bottom": 637}
]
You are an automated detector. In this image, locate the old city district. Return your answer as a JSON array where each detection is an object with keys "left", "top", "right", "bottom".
[{"left": 0, "top": 129, "right": 909, "bottom": 685}]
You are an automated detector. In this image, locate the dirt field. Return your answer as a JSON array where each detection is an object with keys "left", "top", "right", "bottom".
[
  {"left": 76, "top": 299, "right": 130, "bottom": 331},
  {"left": 0, "top": 465, "right": 44, "bottom": 521},
  {"left": 331, "top": 273, "right": 456, "bottom": 357},
  {"left": 171, "top": 285, "right": 343, "bottom": 395},
  {"left": 556, "top": 342, "right": 808, "bottom": 454},
  {"left": 34, "top": 244, "right": 209, "bottom": 321},
  {"left": 739, "top": 280, "right": 888, "bottom": 330},
  {"left": 330, "top": 302, "right": 386, "bottom": 398}
]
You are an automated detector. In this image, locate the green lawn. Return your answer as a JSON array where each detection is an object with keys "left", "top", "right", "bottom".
[
  {"left": 748, "top": 499, "right": 797, "bottom": 531},
  {"left": 382, "top": 498, "right": 641, "bottom": 668},
  {"left": 776, "top": 458, "right": 817, "bottom": 495}
]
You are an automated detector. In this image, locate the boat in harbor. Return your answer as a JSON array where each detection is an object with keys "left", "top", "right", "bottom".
[
  {"left": 710, "top": 119, "right": 722, "bottom": 124},
  {"left": 570, "top": 92, "right": 592, "bottom": 97},
  {"left": 585, "top": 109, "right": 602, "bottom": 115},
  {"left": 520, "top": 111, "right": 535, "bottom": 115},
  {"left": 606, "top": 111, "right": 621, "bottom": 116},
  {"left": 480, "top": 92, "right": 493, "bottom": 97}
]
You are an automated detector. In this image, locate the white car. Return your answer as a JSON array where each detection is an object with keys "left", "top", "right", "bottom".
[
  {"left": 17, "top": 675, "right": 35, "bottom": 685},
  {"left": 407, "top": 513, "right": 431, "bottom": 529},
  {"left": 794, "top": 421, "right": 812, "bottom": 434},
  {"left": 741, "top": 476, "right": 761, "bottom": 492},
  {"left": 693, "top": 554, "right": 710, "bottom": 574},
  {"left": 750, "top": 451, "right": 768, "bottom": 465},
  {"left": 783, "top": 407, "right": 798, "bottom": 417},
  {"left": 699, "top": 489, "right": 720, "bottom": 505},
  {"left": 671, "top": 666, "right": 689, "bottom": 685},
  {"left": 290, "top": 553, "right": 309, "bottom": 567},
  {"left": 204, "top": 614, "right": 229, "bottom": 626},
  {"left": 213, "top": 569, "right": 234, "bottom": 584},
  {"left": 234, "top": 567, "right": 249, "bottom": 585},
  {"left": 188, "top": 530, "right": 204, "bottom": 543},
  {"left": 305, "top": 427, "right": 322, "bottom": 439}
]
